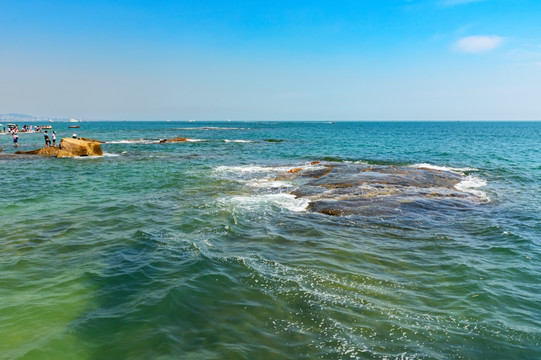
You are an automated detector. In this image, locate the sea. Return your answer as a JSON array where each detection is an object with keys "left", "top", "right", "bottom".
[{"left": 1, "top": 121, "right": 540, "bottom": 359}]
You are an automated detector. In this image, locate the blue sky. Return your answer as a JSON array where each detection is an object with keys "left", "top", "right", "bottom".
[{"left": 1, "top": 0, "right": 540, "bottom": 120}]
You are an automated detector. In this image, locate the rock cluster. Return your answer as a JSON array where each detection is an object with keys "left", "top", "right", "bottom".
[
  {"left": 15, "top": 138, "right": 103, "bottom": 158},
  {"left": 273, "top": 162, "right": 481, "bottom": 216}
]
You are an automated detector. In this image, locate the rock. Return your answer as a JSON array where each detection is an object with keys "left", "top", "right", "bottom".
[
  {"left": 15, "top": 147, "right": 60, "bottom": 156},
  {"left": 282, "top": 163, "right": 479, "bottom": 216},
  {"left": 159, "top": 138, "right": 189, "bottom": 143},
  {"left": 0, "top": 146, "right": 2, "bottom": 152},
  {"left": 78, "top": 137, "right": 105, "bottom": 143},
  {"left": 13, "top": 138, "right": 103, "bottom": 158},
  {"left": 58, "top": 138, "right": 103, "bottom": 157},
  {"left": 287, "top": 167, "right": 303, "bottom": 174}
]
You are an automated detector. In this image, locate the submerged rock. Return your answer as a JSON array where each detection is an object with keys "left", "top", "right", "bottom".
[
  {"left": 286, "top": 163, "right": 481, "bottom": 215},
  {"left": 237, "top": 161, "right": 486, "bottom": 216}
]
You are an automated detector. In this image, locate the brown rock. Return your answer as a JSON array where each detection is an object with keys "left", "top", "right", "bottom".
[
  {"left": 0, "top": 146, "right": 2, "bottom": 152},
  {"left": 160, "top": 138, "right": 188, "bottom": 143},
  {"left": 58, "top": 138, "right": 103, "bottom": 157},
  {"left": 78, "top": 137, "right": 105, "bottom": 143},
  {"left": 57, "top": 149, "right": 75, "bottom": 158},
  {"left": 310, "top": 161, "right": 320, "bottom": 165},
  {"left": 15, "top": 147, "right": 60, "bottom": 156},
  {"left": 287, "top": 167, "right": 303, "bottom": 174}
]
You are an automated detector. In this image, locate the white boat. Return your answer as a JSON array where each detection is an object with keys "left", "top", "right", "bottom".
[{"left": 69, "top": 118, "right": 79, "bottom": 123}]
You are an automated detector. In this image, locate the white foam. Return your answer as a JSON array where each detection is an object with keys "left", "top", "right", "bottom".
[
  {"left": 455, "top": 175, "right": 489, "bottom": 201},
  {"left": 175, "top": 127, "right": 248, "bottom": 131},
  {"left": 224, "top": 139, "right": 253, "bottom": 143},
  {"left": 185, "top": 138, "right": 206, "bottom": 142},
  {"left": 223, "top": 193, "right": 309, "bottom": 212},
  {"left": 215, "top": 165, "right": 294, "bottom": 174},
  {"left": 215, "top": 162, "right": 323, "bottom": 175},
  {"left": 107, "top": 139, "right": 159, "bottom": 144},
  {"left": 72, "top": 155, "right": 104, "bottom": 160},
  {"left": 245, "top": 179, "right": 295, "bottom": 189},
  {"left": 410, "top": 163, "right": 478, "bottom": 174}
]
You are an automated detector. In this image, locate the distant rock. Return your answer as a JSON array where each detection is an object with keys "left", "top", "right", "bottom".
[
  {"left": 159, "top": 138, "right": 188, "bottom": 143},
  {"left": 78, "top": 137, "right": 105, "bottom": 144}
]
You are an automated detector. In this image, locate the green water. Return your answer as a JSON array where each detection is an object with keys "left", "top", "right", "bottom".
[{"left": 1, "top": 121, "right": 540, "bottom": 359}]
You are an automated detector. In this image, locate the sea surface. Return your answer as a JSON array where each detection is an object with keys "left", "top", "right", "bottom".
[{"left": 1, "top": 121, "right": 540, "bottom": 359}]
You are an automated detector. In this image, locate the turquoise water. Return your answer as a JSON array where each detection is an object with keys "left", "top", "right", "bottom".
[{"left": 1, "top": 121, "right": 540, "bottom": 359}]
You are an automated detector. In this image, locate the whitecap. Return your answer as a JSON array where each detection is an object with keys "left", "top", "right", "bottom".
[
  {"left": 244, "top": 179, "right": 296, "bottom": 189},
  {"left": 222, "top": 193, "right": 309, "bottom": 212},
  {"left": 107, "top": 139, "right": 159, "bottom": 144},
  {"left": 410, "top": 163, "right": 478, "bottom": 174},
  {"left": 224, "top": 139, "right": 254, "bottom": 143},
  {"left": 455, "top": 175, "right": 489, "bottom": 201},
  {"left": 215, "top": 162, "right": 322, "bottom": 175},
  {"left": 215, "top": 165, "right": 294, "bottom": 174},
  {"left": 175, "top": 127, "right": 249, "bottom": 131}
]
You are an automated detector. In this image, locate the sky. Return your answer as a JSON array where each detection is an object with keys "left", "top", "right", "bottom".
[{"left": 1, "top": 0, "right": 540, "bottom": 121}]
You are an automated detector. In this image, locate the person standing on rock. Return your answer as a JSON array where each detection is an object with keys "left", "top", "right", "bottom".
[
  {"left": 13, "top": 133, "right": 19, "bottom": 147},
  {"left": 52, "top": 131, "right": 56, "bottom": 147},
  {"left": 44, "top": 131, "right": 51, "bottom": 147}
]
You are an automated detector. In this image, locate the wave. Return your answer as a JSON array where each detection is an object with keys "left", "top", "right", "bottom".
[
  {"left": 107, "top": 139, "right": 159, "bottom": 144},
  {"left": 244, "top": 179, "right": 296, "bottom": 189},
  {"left": 224, "top": 139, "right": 254, "bottom": 143},
  {"left": 175, "top": 127, "right": 250, "bottom": 131},
  {"left": 215, "top": 162, "right": 322, "bottom": 175},
  {"left": 410, "top": 163, "right": 478, "bottom": 174},
  {"left": 220, "top": 193, "right": 310, "bottom": 212},
  {"left": 454, "top": 175, "right": 489, "bottom": 201},
  {"left": 215, "top": 165, "right": 296, "bottom": 174}
]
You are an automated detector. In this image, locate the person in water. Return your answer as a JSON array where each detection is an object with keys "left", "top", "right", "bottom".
[
  {"left": 13, "top": 133, "right": 19, "bottom": 147},
  {"left": 52, "top": 131, "right": 56, "bottom": 147},
  {"left": 44, "top": 131, "right": 51, "bottom": 147}
]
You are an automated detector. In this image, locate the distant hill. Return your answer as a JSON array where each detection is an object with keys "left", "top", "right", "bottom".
[
  {"left": 0, "top": 113, "right": 70, "bottom": 122},
  {"left": 0, "top": 113, "right": 35, "bottom": 121}
]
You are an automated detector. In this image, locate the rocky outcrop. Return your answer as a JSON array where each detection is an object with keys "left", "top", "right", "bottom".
[
  {"left": 0, "top": 146, "right": 2, "bottom": 152},
  {"left": 15, "top": 147, "right": 59, "bottom": 156},
  {"left": 78, "top": 137, "right": 105, "bottom": 144},
  {"left": 58, "top": 138, "right": 103, "bottom": 157},
  {"left": 14, "top": 138, "right": 103, "bottom": 158},
  {"left": 159, "top": 138, "right": 189, "bottom": 143}
]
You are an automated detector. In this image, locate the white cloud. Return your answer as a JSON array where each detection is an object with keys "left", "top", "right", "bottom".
[{"left": 453, "top": 35, "right": 504, "bottom": 53}]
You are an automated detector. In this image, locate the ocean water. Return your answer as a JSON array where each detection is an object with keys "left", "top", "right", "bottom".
[{"left": 0, "top": 121, "right": 540, "bottom": 359}]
